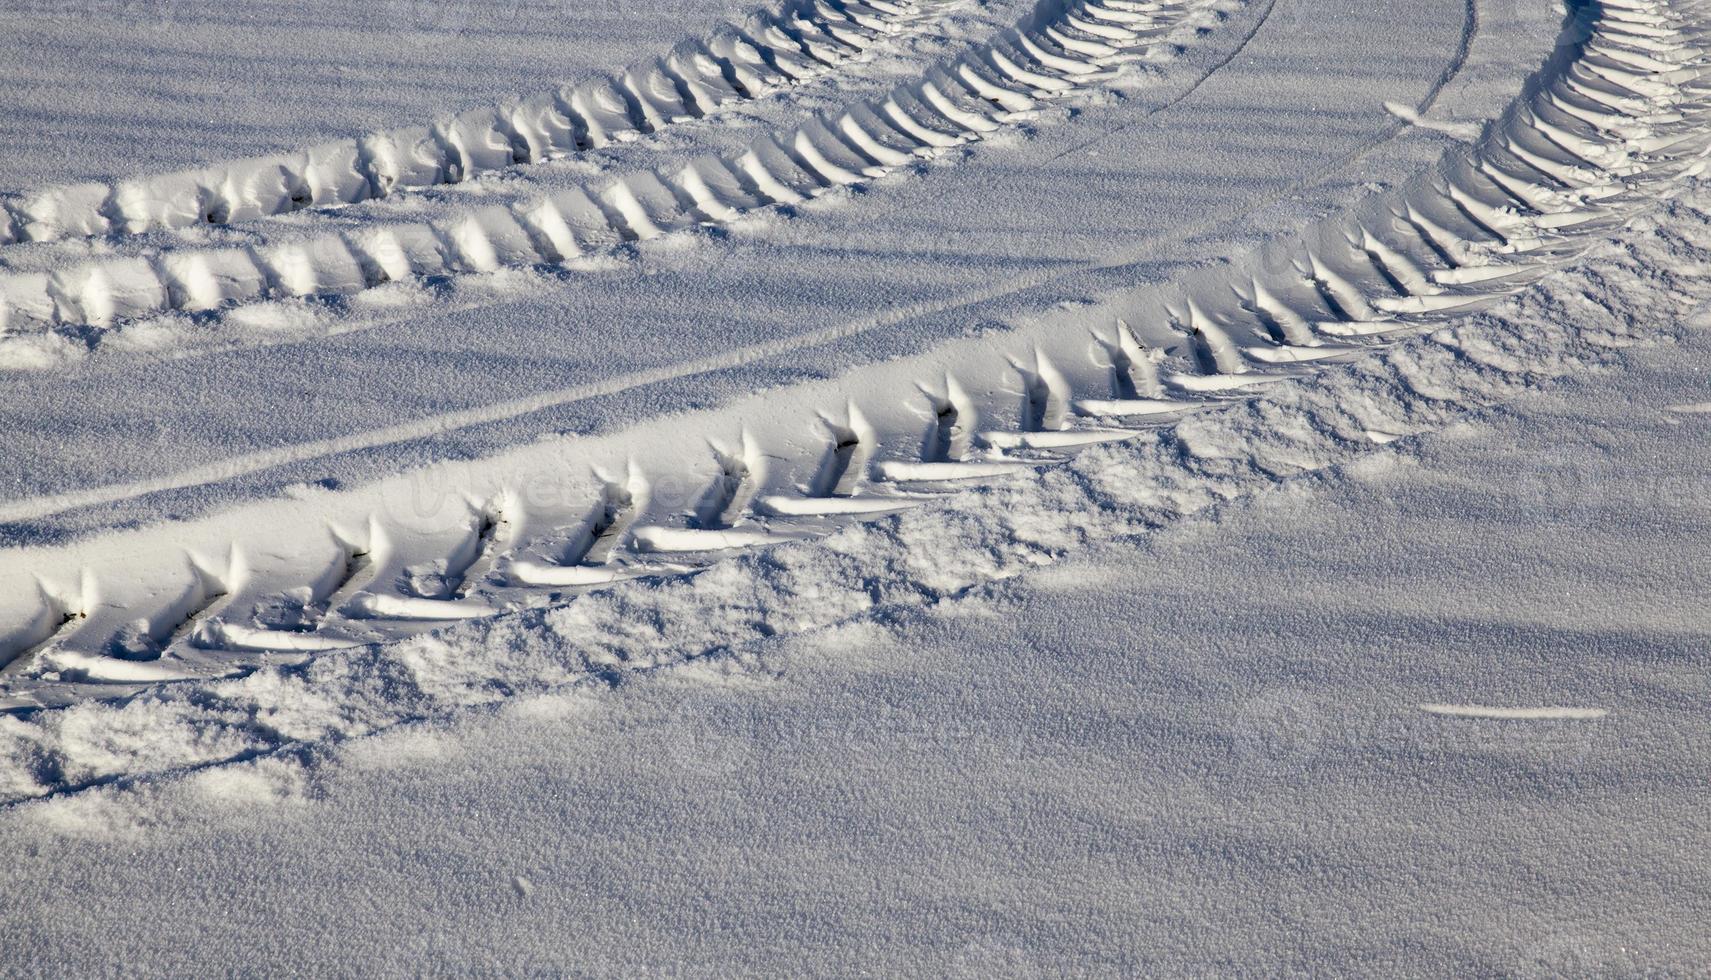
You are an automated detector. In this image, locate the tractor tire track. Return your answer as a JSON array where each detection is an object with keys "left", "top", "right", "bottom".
[
  {"left": 0, "top": 0, "right": 1233, "bottom": 345},
  {"left": 1, "top": 0, "right": 1706, "bottom": 728},
  {"left": 0, "top": 0, "right": 941, "bottom": 254}
]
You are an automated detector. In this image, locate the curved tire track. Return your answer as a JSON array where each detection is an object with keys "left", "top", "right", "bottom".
[
  {"left": 2, "top": 0, "right": 1706, "bottom": 722},
  {"left": 0, "top": 0, "right": 1232, "bottom": 347},
  {"left": 0, "top": 0, "right": 939, "bottom": 252}
]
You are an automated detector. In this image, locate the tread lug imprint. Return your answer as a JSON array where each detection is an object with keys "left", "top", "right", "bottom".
[{"left": 6, "top": 0, "right": 1711, "bottom": 713}]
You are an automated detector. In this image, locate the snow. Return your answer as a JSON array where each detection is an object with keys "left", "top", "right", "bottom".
[
  {"left": 0, "top": 0, "right": 1554, "bottom": 537},
  {"left": 3, "top": 305, "right": 1709, "bottom": 974},
  {"left": 2, "top": 0, "right": 1710, "bottom": 971},
  {"left": 0, "top": 0, "right": 756, "bottom": 186}
]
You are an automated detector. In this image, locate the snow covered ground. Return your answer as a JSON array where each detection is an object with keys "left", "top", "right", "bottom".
[
  {"left": 2, "top": 0, "right": 1709, "bottom": 973},
  {"left": 5, "top": 272, "right": 1709, "bottom": 976}
]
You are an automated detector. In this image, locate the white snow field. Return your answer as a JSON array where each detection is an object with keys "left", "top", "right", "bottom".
[{"left": 3, "top": 0, "right": 1711, "bottom": 973}]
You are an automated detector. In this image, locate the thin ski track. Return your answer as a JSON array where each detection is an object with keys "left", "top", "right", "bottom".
[
  {"left": 2, "top": 0, "right": 1709, "bottom": 735},
  {"left": 0, "top": 0, "right": 1233, "bottom": 346}
]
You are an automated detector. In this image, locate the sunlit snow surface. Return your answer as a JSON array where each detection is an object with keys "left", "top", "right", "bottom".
[
  {"left": 1, "top": 0, "right": 1709, "bottom": 972},
  {"left": 4, "top": 312, "right": 1709, "bottom": 975}
]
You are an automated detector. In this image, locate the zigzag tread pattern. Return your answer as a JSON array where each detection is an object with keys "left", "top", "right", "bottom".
[
  {"left": 0, "top": 0, "right": 1220, "bottom": 341},
  {"left": 2, "top": 0, "right": 1707, "bottom": 714}
]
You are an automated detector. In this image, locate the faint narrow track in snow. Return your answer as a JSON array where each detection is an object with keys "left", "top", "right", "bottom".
[
  {"left": 1050, "top": 0, "right": 1485, "bottom": 263},
  {"left": 1424, "top": 0, "right": 1481, "bottom": 119},
  {"left": 1247, "top": 0, "right": 1481, "bottom": 190},
  {"left": 1046, "top": 0, "right": 1475, "bottom": 171},
  {"left": 2, "top": 0, "right": 1709, "bottom": 726},
  {"left": 0, "top": 0, "right": 1235, "bottom": 350},
  {"left": 1419, "top": 704, "right": 1611, "bottom": 720},
  {"left": 1043, "top": 0, "right": 1283, "bottom": 163},
  {"left": 0, "top": 0, "right": 940, "bottom": 253}
]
